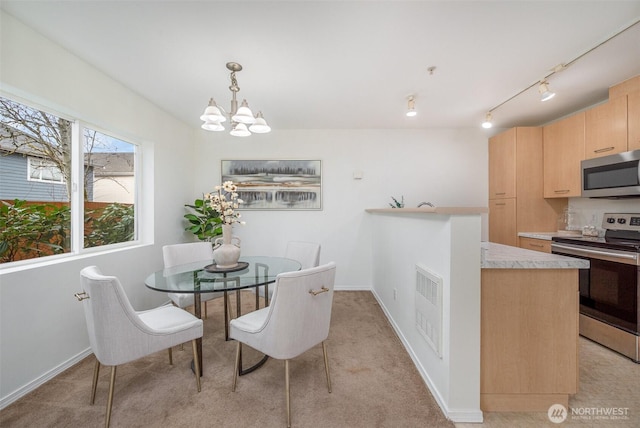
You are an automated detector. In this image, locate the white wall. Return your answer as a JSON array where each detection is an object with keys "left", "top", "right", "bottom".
[
  {"left": 369, "top": 212, "right": 483, "bottom": 422},
  {"left": 193, "top": 128, "right": 489, "bottom": 288},
  {"left": 0, "top": 12, "right": 198, "bottom": 405}
]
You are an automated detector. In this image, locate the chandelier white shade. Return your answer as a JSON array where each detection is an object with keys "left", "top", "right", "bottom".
[
  {"left": 230, "top": 123, "right": 251, "bottom": 137},
  {"left": 249, "top": 112, "right": 272, "bottom": 133},
  {"left": 200, "top": 62, "right": 270, "bottom": 136}
]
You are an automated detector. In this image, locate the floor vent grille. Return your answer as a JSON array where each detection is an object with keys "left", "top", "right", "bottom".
[{"left": 415, "top": 264, "right": 443, "bottom": 358}]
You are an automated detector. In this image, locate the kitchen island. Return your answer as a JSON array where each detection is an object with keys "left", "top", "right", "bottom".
[{"left": 480, "top": 242, "right": 589, "bottom": 412}]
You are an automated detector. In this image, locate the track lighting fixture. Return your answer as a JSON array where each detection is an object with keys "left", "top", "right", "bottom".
[
  {"left": 482, "top": 112, "right": 493, "bottom": 129},
  {"left": 538, "top": 80, "right": 556, "bottom": 102},
  {"left": 406, "top": 95, "right": 417, "bottom": 117},
  {"left": 479, "top": 18, "right": 639, "bottom": 128}
]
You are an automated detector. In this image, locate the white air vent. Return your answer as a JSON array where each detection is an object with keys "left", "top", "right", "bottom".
[{"left": 415, "top": 264, "right": 443, "bottom": 358}]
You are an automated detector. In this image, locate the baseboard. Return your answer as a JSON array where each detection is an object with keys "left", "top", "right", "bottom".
[
  {"left": 370, "top": 289, "right": 484, "bottom": 424},
  {"left": 334, "top": 285, "right": 371, "bottom": 291},
  {"left": 0, "top": 348, "right": 93, "bottom": 410}
]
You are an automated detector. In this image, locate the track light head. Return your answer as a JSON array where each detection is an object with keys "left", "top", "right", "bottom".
[
  {"left": 482, "top": 112, "right": 493, "bottom": 129},
  {"left": 538, "top": 80, "right": 556, "bottom": 102},
  {"left": 406, "top": 95, "right": 417, "bottom": 117}
]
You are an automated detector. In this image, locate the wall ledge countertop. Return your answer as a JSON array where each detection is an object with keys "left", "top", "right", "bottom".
[
  {"left": 481, "top": 242, "right": 589, "bottom": 269},
  {"left": 365, "top": 207, "right": 488, "bottom": 215}
]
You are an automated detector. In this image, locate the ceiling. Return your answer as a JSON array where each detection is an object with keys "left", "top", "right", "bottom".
[{"left": 2, "top": 1, "right": 640, "bottom": 133}]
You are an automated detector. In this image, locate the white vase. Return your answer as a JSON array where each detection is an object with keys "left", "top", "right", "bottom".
[{"left": 212, "top": 224, "right": 241, "bottom": 268}]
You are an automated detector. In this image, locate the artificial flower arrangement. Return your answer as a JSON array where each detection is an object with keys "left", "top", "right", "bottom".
[{"left": 205, "top": 181, "right": 245, "bottom": 225}]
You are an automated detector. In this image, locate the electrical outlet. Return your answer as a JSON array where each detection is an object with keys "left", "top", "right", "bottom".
[{"left": 393, "top": 288, "right": 397, "bottom": 300}]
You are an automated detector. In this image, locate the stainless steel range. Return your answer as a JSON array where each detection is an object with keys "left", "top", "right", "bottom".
[{"left": 551, "top": 213, "right": 640, "bottom": 363}]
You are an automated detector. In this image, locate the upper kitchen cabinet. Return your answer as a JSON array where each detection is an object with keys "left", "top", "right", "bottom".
[
  {"left": 488, "top": 129, "right": 516, "bottom": 199},
  {"left": 585, "top": 96, "right": 628, "bottom": 159},
  {"left": 628, "top": 90, "right": 640, "bottom": 151},
  {"left": 543, "top": 112, "right": 585, "bottom": 198}
]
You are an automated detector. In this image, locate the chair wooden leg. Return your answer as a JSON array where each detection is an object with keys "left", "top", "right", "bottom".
[
  {"left": 168, "top": 347, "right": 173, "bottom": 365},
  {"left": 322, "top": 341, "right": 332, "bottom": 393},
  {"left": 232, "top": 341, "right": 241, "bottom": 392},
  {"left": 105, "top": 366, "right": 117, "bottom": 428},
  {"left": 285, "top": 359, "right": 291, "bottom": 428},
  {"left": 191, "top": 339, "right": 201, "bottom": 392},
  {"left": 91, "top": 359, "right": 100, "bottom": 405}
]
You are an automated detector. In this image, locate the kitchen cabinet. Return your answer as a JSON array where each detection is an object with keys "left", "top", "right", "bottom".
[
  {"left": 489, "top": 198, "right": 517, "bottom": 246},
  {"left": 519, "top": 236, "right": 551, "bottom": 253},
  {"left": 489, "top": 127, "right": 565, "bottom": 246},
  {"left": 585, "top": 96, "right": 628, "bottom": 158},
  {"left": 628, "top": 90, "right": 640, "bottom": 151},
  {"left": 481, "top": 268, "right": 579, "bottom": 411},
  {"left": 488, "top": 128, "right": 516, "bottom": 199},
  {"left": 543, "top": 112, "right": 585, "bottom": 198}
]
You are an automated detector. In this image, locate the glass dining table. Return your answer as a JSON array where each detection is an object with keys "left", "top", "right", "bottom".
[{"left": 145, "top": 256, "right": 302, "bottom": 375}]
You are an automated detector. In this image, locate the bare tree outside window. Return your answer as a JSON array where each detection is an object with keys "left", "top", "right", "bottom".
[{"left": 0, "top": 96, "right": 137, "bottom": 263}]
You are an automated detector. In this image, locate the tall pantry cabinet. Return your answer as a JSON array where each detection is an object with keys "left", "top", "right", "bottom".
[{"left": 489, "top": 127, "right": 565, "bottom": 246}]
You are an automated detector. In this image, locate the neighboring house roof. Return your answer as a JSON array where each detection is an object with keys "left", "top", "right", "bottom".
[{"left": 86, "top": 152, "right": 134, "bottom": 177}]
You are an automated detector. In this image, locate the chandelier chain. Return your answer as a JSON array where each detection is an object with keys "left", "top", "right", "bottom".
[{"left": 229, "top": 71, "right": 239, "bottom": 93}]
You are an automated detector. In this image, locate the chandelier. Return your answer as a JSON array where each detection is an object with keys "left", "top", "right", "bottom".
[{"left": 200, "top": 62, "right": 271, "bottom": 136}]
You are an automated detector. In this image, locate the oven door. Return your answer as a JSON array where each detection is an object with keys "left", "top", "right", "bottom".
[{"left": 551, "top": 243, "right": 640, "bottom": 335}]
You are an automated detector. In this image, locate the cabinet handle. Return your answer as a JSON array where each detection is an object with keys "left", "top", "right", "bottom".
[
  {"left": 594, "top": 146, "right": 615, "bottom": 153},
  {"left": 554, "top": 189, "right": 570, "bottom": 194},
  {"left": 494, "top": 192, "right": 506, "bottom": 196},
  {"left": 529, "top": 243, "right": 544, "bottom": 248},
  {"left": 494, "top": 203, "right": 506, "bottom": 206}
]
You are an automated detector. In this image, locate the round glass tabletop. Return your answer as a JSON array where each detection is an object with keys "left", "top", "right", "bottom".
[{"left": 144, "top": 255, "right": 302, "bottom": 294}]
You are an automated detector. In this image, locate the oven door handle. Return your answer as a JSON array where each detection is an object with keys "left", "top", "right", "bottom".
[{"left": 551, "top": 243, "right": 640, "bottom": 266}]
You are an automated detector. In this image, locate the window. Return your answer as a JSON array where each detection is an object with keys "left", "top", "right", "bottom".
[
  {"left": 83, "top": 128, "right": 137, "bottom": 249},
  {"left": 0, "top": 95, "right": 140, "bottom": 264},
  {"left": 28, "top": 157, "right": 65, "bottom": 183}
]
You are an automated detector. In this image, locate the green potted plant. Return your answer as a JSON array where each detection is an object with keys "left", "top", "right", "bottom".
[{"left": 184, "top": 197, "right": 223, "bottom": 242}]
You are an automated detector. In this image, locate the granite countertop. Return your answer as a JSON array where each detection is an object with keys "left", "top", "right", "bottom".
[
  {"left": 518, "top": 231, "right": 583, "bottom": 241},
  {"left": 481, "top": 242, "right": 589, "bottom": 269}
]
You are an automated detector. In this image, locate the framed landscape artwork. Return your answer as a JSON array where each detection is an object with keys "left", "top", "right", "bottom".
[{"left": 221, "top": 160, "right": 322, "bottom": 210}]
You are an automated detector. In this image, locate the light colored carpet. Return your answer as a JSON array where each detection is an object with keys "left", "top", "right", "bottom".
[
  {"left": 455, "top": 336, "right": 640, "bottom": 428},
  {"left": 0, "top": 291, "right": 455, "bottom": 427}
]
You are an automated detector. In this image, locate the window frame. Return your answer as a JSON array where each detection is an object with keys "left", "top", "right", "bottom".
[{"left": 0, "top": 92, "right": 144, "bottom": 270}]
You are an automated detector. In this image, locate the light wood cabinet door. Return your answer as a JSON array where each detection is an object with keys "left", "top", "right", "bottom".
[
  {"left": 489, "top": 198, "right": 517, "bottom": 246},
  {"left": 585, "top": 97, "right": 628, "bottom": 158},
  {"left": 488, "top": 129, "right": 516, "bottom": 199},
  {"left": 519, "top": 237, "right": 552, "bottom": 253},
  {"left": 543, "top": 112, "right": 585, "bottom": 198},
  {"left": 628, "top": 91, "right": 640, "bottom": 151},
  {"left": 481, "top": 269, "right": 578, "bottom": 409}
]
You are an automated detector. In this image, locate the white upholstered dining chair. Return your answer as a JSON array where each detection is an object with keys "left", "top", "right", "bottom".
[
  {"left": 254, "top": 241, "right": 321, "bottom": 304},
  {"left": 163, "top": 242, "right": 225, "bottom": 318},
  {"left": 230, "top": 262, "right": 336, "bottom": 427},
  {"left": 77, "top": 266, "right": 203, "bottom": 428}
]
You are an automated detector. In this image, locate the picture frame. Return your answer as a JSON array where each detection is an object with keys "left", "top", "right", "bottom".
[{"left": 221, "top": 160, "right": 322, "bottom": 210}]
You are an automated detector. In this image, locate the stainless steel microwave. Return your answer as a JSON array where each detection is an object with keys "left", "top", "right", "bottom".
[{"left": 581, "top": 149, "right": 640, "bottom": 198}]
